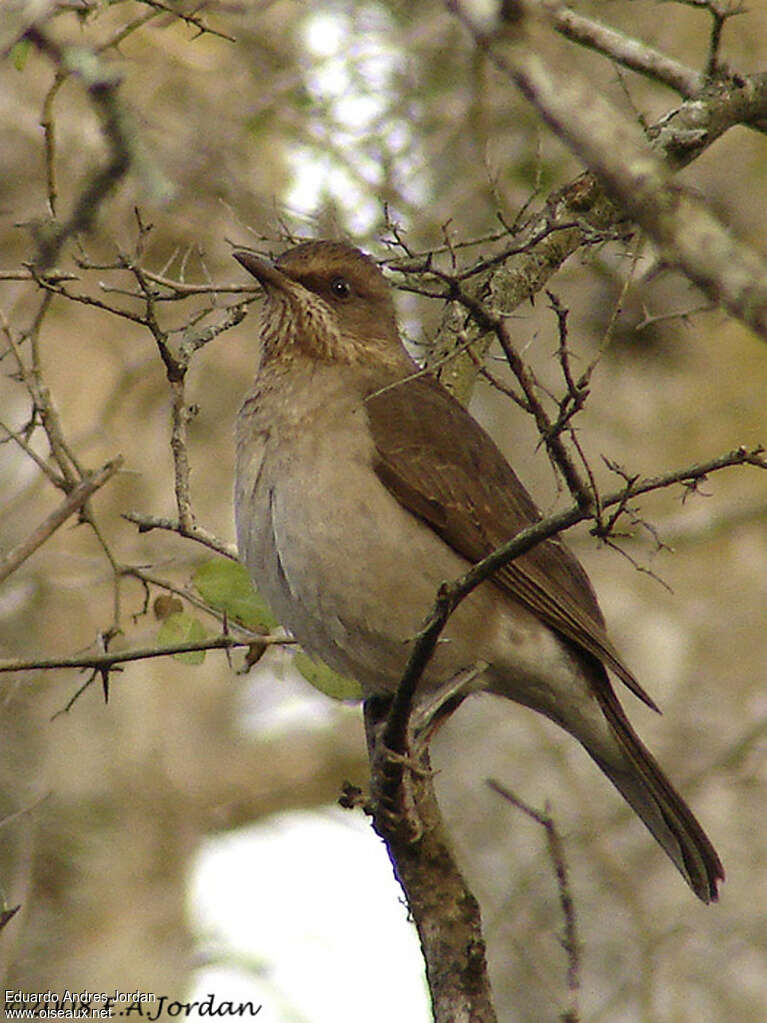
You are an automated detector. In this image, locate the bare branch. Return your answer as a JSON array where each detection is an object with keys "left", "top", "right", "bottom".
[
  {"left": 134, "top": 0, "right": 237, "bottom": 43},
  {"left": 0, "top": 457, "right": 124, "bottom": 584},
  {"left": 487, "top": 780, "right": 581, "bottom": 1021},
  {"left": 0, "top": 269, "right": 78, "bottom": 282},
  {"left": 447, "top": 2, "right": 767, "bottom": 342},
  {"left": 544, "top": 0, "right": 703, "bottom": 97},
  {"left": 24, "top": 28, "right": 136, "bottom": 270},
  {"left": 121, "top": 566, "right": 237, "bottom": 625},
  {"left": 125, "top": 269, "right": 255, "bottom": 298},
  {"left": 122, "top": 513, "right": 238, "bottom": 560}
]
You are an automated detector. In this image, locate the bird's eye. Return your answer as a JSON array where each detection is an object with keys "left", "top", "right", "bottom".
[{"left": 330, "top": 277, "right": 351, "bottom": 299}]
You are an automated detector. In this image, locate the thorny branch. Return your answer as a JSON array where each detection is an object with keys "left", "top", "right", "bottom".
[
  {"left": 24, "top": 26, "right": 136, "bottom": 270},
  {"left": 134, "top": 0, "right": 236, "bottom": 42},
  {"left": 0, "top": 632, "right": 289, "bottom": 676}
]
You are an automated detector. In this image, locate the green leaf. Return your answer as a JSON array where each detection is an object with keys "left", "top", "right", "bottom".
[
  {"left": 157, "top": 611, "right": 207, "bottom": 665},
  {"left": 294, "top": 653, "right": 363, "bottom": 701},
  {"left": 193, "top": 558, "right": 278, "bottom": 631}
]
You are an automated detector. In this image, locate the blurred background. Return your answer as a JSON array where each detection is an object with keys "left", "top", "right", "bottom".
[{"left": 1, "top": 2, "right": 766, "bottom": 1020}]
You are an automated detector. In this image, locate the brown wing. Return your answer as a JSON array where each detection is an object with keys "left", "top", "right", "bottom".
[{"left": 366, "top": 374, "right": 659, "bottom": 711}]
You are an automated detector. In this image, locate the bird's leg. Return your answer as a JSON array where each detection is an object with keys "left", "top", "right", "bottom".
[
  {"left": 410, "top": 660, "right": 489, "bottom": 750},
  {"left": 363, "top": 696, "right": 430, "bottom": 843},
  {"left": 363, "top": 663, "right": 487, "bottom": 844}
]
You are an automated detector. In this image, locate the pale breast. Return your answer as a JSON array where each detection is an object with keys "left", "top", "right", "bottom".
[{"left": 237, "top": 380, "right": 495, "bottom": 694}]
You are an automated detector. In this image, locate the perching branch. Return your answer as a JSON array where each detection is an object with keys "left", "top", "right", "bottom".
[
  {"left": 362, "top": 700, "right": 498, "bottom": 1023},
  {"left": 366, "top": 444, "right": 764, "bottom": 1023}
]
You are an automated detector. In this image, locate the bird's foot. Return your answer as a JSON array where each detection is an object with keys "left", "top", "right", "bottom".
[
  {"left": 379, "top": 745, "right": 434, "bottom": 777},
  {"left": 368, "top": 741, "right": 429, "bottom": 843}
]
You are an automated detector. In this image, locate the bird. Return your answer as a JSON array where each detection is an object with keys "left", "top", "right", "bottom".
[{"left": 232, "top": 238, "right": 724, "bottom": 903}]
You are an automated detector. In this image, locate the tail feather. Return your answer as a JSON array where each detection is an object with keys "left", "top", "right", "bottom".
[{"left": 589, "top": 685, "right": 724, "bottom": 903}]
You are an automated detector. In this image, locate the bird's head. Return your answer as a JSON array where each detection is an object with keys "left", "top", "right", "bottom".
[{"left": 234, "top": 240, "right": 409, "bottom": 371}]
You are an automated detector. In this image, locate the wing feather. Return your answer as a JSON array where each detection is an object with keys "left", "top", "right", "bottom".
[{"left": 366, "top": 374, "right": 658, "bottom": 711}]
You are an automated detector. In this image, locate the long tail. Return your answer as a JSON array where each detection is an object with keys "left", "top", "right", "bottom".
[{"left": 587, "top": 685, "right": 724, "bottom": 903}]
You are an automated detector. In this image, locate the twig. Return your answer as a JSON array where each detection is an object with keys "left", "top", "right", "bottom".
[
  {"left": 487, "top": 780, "right": 581, "bottom": 1021},
  {"left": 121, "top": 566, "right": 236, "bottom": 624},
  {"left": 0, "top": 269, "right": 78, "bottom": 282},
  {"left": 0, "top": 457, "right": 123, "bottom": 585},
  {"left": 25, "top": 27, "right": 134, "bottom": 270},
  {"left": 0, "top": 633, "right": 290, "bottom": 675},
  {"left": 122, "top": 512, "right": 237, "bottom": 559},
  {"left": 134, "top": 0, "right": 237, "bottom": 43},
  {"left": 27, "top": 272, "right": 152, "bottom": 325},
  {"left": 119, "top": 269, "right": 255, "bottom": 297},
  {"left": 435, "top": 270, "right": 595, "bottom": 509},
  {"left": 125, "top": 259, "right": 248, "bottom": 533},
  {"left": 40, "top": 71, "right": 65, "bottom": 216}
]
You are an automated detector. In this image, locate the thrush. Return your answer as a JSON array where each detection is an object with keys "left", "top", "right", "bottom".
[{"left": 233, "top": 239, "right": 724, "bottom": 902}]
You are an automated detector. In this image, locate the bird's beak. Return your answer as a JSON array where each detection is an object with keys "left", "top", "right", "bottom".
[{"left": 233, "top": 250, "right": 296, "bottom": 293}]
